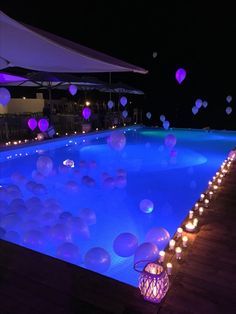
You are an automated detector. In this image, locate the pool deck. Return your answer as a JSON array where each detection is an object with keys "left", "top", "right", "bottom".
[{"left": 0, "top": 160, "right": 235, "bottom": 313}]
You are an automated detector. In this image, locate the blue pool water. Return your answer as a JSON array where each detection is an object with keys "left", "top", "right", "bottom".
[{"left": 0, "top": 127, "right": 235, "bottom": 287}]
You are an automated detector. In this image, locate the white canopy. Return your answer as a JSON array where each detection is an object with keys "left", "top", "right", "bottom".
[{"left": 0, "top": 11, "right": 147, "bottom": 74}]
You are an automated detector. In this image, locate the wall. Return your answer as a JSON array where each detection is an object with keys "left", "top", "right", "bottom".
[{"left": 6, "top": 98, "right": 45, "bottom": 114}]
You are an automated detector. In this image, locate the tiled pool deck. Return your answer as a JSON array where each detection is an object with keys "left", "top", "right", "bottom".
[{"left": 0, "top": 160, "right": 235, "bottom": 313}]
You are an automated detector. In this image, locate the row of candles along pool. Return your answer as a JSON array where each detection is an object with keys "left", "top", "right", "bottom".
[{"left": 139, "top": 150, "right": 236, "bottom": 303}]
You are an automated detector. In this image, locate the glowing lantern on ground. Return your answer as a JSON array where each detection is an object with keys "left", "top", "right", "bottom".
[
  {"left": 136, "top": 262, "right": 169, "bottom": 303},
  {"left": 175, "top": 68, "right": 186, "bottom": 84}
]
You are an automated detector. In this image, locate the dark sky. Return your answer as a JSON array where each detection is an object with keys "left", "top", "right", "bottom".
[{"left": 1, "top": 1, "right": 236, "bottom": 129}]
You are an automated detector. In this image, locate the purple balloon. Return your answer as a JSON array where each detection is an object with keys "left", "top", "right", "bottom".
[
  {"left": 163, "top": 120, "right": 170, "bottom": 130},
  {"left": 107, "top": 100, "right": 114, "bottom": 109},
  {"left": 113, "top": 232, "right": 138, "bottom": 257},
  {"left": 82, "top": 107, "right": 91, "bottom": 120},
  {"left": 28, "top": 118, "right": 37, "bottom": 131},
  {"left": 120, "top": 96, "right": 128, "bottom": 107},
  {"left": 0, "top": 87, "right": 11, "bottom": 106},
  {"left": 68, "top": 84, "right": 78, "bottom": 96},
  {"left": 226, "top": 106, "right": 232, "bottom": 115},
  {"left": 192, "top": 106, "right": 198, "bottom": 115},
  {"left": 38, "top": 118, "right": 49, "bottom": 132},
  {"left": 160, "top": 115, "right": 165, "bottom": 122},
  {"left": 195, "top": 99, "right": 202, "bottom": 109},
  {"left": 175, "top": 68, "right": 186, "bottom": 84},
  {"left": 122, "top": 110, "right": 128, "bottom": 118}
]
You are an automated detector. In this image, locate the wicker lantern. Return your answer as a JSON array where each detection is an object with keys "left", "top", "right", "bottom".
[{"left": 137, "top": 262, "right": 169, "bottom": 303}]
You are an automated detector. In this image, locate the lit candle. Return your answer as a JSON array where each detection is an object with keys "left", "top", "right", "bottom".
[
  {"left": 208, "top": 180, "right": 212, "bottom": 187},
  {"left": 194, "top": 203, "right": 199, "bottom": 210},
  {"left": 212, "top": 176, "right": 216, "bottom": 181},
  {"left": 193, "top": 218, "right": 198, "bottom": 227},
  {"left": 177, "top": 227, "right": 183, "bottom": 238},
  {"left": 169, "top": 239, "right": 176, "bottom": 250},
  {"left": 200, "top": 193, "right": 205, "bottom": 201},
  {"left": 213, "top": 185, "right": 218, "bottom": 190},
  {"left": 220, "top": 174, "right": 224, "bottom": 178},
  {"left": 166, "top": 263, "right": 172, "bottom": 275},
  {"left": 182, "top": 235, "right": 188, "bottom": 247},
  {"left": 209, "top": 191, "right": 213, "bottom": 199},
  {"left": 216, "top": 172, "right": 219, "bottom": 176},
  {"left": 189, "top": 210, "right": 194, "bottom": 219},
  {"left": 217, "top": 179, "right": 222, "bottom": 185},
  {"left": 185, "top": 222, "right": 195, "bottom": 232},
  {"left": 159, "top": 250, "right": 165, "bottom": 263},
  {"left": 199, "top": 207, "right": 204, "bottom": 215},
  {"left": 175, "top": 247, "right": 182, "bottom": 259}
]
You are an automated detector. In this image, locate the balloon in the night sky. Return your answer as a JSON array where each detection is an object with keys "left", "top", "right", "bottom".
[
  {"left": 107, "top": 100, "right": 114, "bottom": 109},
  {"left": 175, "top": 68, "right": 186, "bottom": 84},
  {"left": 192, "top": 106, "right": 198, "bottom": 115},
  {"left": 120, "top": 96, "right": 128, "bottom": 107},
  {"left": 82, "top": 107, "right": 91, "bottom": 120},
  {"left": 202, "top": 101, "right": 208, "bottom": 108},
  {"left": 195, "top": 99, "right": 202, "bottom": 109},
  {"left": 0, "top": 87, "right": 11, "bottom": 106},
  {"left": 68, "top": 84, "right": 78, "bottom": 96},
  {"left": 146, "top": 112, "right": 152, "bottom": 119},
  {"left": 152, "top": 52, "right": 157, "bottom": 58},
  {"left": 28, "top": 118, "right": 37, "bottom": 131},
  {"left": 122, "top": 110, "right": 128, "bottom": 118},
  {"left": 226, "top": 106, "right": 232, "bottom": 115},
  {"left": 226, "top": 95, "right": 232, "bottom": 103},
  {"left": 160, "top": 115, "right": 165, "bottom": 122}
]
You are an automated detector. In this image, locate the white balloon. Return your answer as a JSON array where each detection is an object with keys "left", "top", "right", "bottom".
[
  {"left": 122, "top": 110, "right": 128, "bottom": 118},
  {"left": 152, "top": 52, "right": 157, "bottom": 58},
  {"left": 226, "top": 106, "right": 232, "bottom": 115},
  {"left": 202, "top": 101, "right": 208, "bottom": 108},
  {"left": 146, "top": 112, "right": 152, "bottom": 119},
  {"left": 226, "top": 95, "right": 232, "bottom": 103}
]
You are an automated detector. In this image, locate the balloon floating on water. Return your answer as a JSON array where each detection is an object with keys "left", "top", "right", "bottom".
[
  {"left": 28, "top": 118, "right": 37, "bottom": 131},
  {"left": 63, "top": 159, "right": 75, "bottom": 168},
  {"left": 145, "top": 227, "right": 170, "bottom": 250},
  {"left": 84, "top": 247, "right": 111, "bottom": 273},
  {"left": 113, "top": 232, "right": 138, "bottom": 257},
  {"left": 146, "top": 112, "right": 152, "bottom": 119},
  {"left": 107, "top": 100, "right": 114, "bottom": 109},
  {"left": 36, "top": 156, "right": 53, "bottom": 176},
  {"left": 164, "top": 134, "right": 177, "bottom": 148},
  {"left": 226, "top": 106, "right": 232, "bottom": 115},
  {"left": 226, "top": 95, "right": 232, "bottom": 103},
  {"left": 107, "top": 132, "right": 126, "bottom": 151},
  {"left": 38, "top": 118, "right": 49, "bottom": 132},
  {"left": 0, "top": 87, "right": 11, "bottom": 107},
  {"left": 175, "top": 68, "right": 186, "bottom": 84},
  {"left": 120, "top": 96, "right": 128, "bottom": 107},
  {"left": 134, "top": 242, "right": 159, "bottom": 265},
  {"left": 68, "top": 84, "right": 78, "bottom": 96},
  {"left": 139, "top": 199, "right": 154, "bottom": 213},
  {"left": 82, "top": 107, "right": 91, "bottom": 120},
  {"left": 56, "top": 242, "right": 79, "bottom": 262}
]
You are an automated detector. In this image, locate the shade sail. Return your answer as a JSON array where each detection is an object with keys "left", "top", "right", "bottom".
[{"left": 0, "top": 11, "right": 147, "bottom": 74}]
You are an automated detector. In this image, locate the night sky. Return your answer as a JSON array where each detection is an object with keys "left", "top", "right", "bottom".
[{"left": 1, "top": 1, "right": 236, "bottom": 129}]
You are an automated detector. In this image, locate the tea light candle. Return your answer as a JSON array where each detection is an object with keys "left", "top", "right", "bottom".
[
  {"left": 193, "top": 218, "right": 198, "bottom": 227},
  {"left": 185, "top": 222, "right": 195, "bottom": 232},
  {"left": 212, "top": 176, "right": 216, "bottom": 181},
  {"left": 199, "top": 207, "right": 204, "bottom": 215},
  {"left": 166, "top": 263, "right": 172, "bottom": 275},
  {"left": 175, "top": 247, "right": 182, "bottom": 259},
  {"left": 169, "top": 239, "right": 176, "bottom": 250},
  {"left": 208, "top": 180, "right": 212, "bottom": 187},
  {"left": 159, "top": 250, "right": 165, "bottom": 263},
  {"left": 200, "top": 193, "right": 205, "bottom": 201},
  {"left": 182, "top": 235, "right": 188, "bottom": 247},
  {"left": 213, "top": 185, "right": 218, "bottom": 190},
  {"left": 189, "top": 210, "right": 194, "bottom": 219},
  {"left": 194, "top": 203, "right": 199, "bottom": 210},
  {"left": 220, "top": 174, "right": 224, "bottom": 178},
  {"left": 216, "top": 172, "right": 219, "bottom": 176},
  {"left": 217, "top": 179, "right": 222, "bottom": 185},
  {"left": 204, "top": 199, "right": 209, "bottom": 207},
  {"left": 209, "top": 191, "right": 213, "bottom": 199},
  {"left": 177, "top": 227, "right": 183, "bottom": 238}
]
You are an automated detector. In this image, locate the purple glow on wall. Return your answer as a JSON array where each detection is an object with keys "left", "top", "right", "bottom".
[
  {"left": 38, "top": 118, "right": 49, "bottom": 132},
  {"left": 0, "top": 87, "right": 11, "bottom": 106},
  {"left": 28, "top": 118, "right": 37, "bottom": 131},
  {"left": 68, "top": 84, "right": 78, "bottom": 96},
  {"left": 175, "top": 68, "right": 186, "bottom": 84},
  {"left": 82, "top": 107, "right": 91, "bottom": 120}
]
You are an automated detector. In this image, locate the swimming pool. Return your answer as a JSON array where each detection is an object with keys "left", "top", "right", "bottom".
[{"left": 0, "top": 127, "right": 235, "bottom": 287}]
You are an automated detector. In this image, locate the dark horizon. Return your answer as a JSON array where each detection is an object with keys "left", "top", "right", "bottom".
[{"left": 1, "top": 2, "right": 235, "bottom": 129}]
